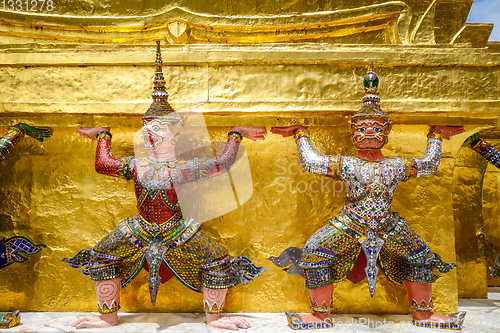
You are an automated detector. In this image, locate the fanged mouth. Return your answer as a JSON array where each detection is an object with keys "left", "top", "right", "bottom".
[
  {"left": 356, "top": 135, "right": 382, "bottom": 142},
  {"left": 142, "top": 132, "right": 160, "bottom": 149}
]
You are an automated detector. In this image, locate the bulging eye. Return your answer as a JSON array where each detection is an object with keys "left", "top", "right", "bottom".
[
  {"left": 374, "top": 128, "right": 381, "bottom": 133},
  {"left": 152, "top": 125, "right": 160, "bottom": 131},
  {"left": 358, "top": 128, "right": 366, "bottom": 133}
]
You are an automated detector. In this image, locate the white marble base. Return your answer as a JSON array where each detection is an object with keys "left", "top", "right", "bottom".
[{"left": 2, "top": 288, "right": 500, "bottom": 332}]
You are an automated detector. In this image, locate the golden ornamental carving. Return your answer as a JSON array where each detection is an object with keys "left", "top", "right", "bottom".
[
  {"left": 0, "top": 1, "right": 493, "bottom": 45},
  {"left": 0, "top": 5, "right": 405, "bottom": 45},
  {"left": 166, "top": 19, "right": 192, "bottom": 44}
]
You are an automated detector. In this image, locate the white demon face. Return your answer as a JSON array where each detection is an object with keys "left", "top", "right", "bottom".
[{"left": 141, "top": 119, "right": 175, "bottom": 150}]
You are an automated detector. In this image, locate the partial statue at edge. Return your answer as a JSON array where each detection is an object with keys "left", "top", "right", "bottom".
[
  {"left": 468, "top": 133, "right": 500, "bottom": 277},
  {"left": 271, "top": 62, "right": 466, "bottom": 330},
  {"left": 0, "top": 123, "right": 51, "bottom": 271},
  {"left": 0, "top": 123, "right": 51, "bottom": 329},
  {"left": 63, "top": 41, "right": 267, "bottom": 331}
]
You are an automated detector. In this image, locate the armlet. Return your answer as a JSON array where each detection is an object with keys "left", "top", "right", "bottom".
[
  {"left": 402, "top": 158, "right": 418, "bottom": 181},
  {"left": 116, "top": 156, "right": 133, "bottom": 179},
  {"left": 327, "top": 155, "right": 342, "bottom": 179},
  {"left": 97, "top": 131, "right": 112, "bottom": 140},
  {"left": 228, "top": 131, "right": 243, "bottom": 142},
  {"left": 471, "top": 138, "right": 488, "bottom": 154},
  {"left": 294, "top": 129, "right": 309, "bottom": 140},
  {"left": 427, "top": 130, "right": 443, "bottom": 141}
]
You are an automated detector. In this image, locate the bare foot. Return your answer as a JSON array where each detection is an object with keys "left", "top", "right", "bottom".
[
  {"left": 300, "top": 313, "right": 331, "bottom": 323},
  {"left": 414, "top": 312, "right": 451, "bottom": 323},
  {"left": 207, "top": 315, "right": 250, "bottom": 331},
  {"left": 71, "top": 313, "right": 119, "bottom": 329}
]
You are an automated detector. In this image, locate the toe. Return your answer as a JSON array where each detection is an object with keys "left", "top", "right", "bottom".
[
  {"left": 227, "top": 323, "right": 239, "bottom": 331},
  {"left": 74, "top": 320, "right": 90, "bottom": 329},
  {"left": 71, "top": 318, "right": 86, "bottom": 327},
  {"left": 235, "top": 317, "right": 250, "bottom": 329}
]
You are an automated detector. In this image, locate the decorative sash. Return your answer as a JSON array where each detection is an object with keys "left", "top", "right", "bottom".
[
  {"left": 329, "top": 207, "right": 405, "bottom": 297},
  {"left": 118, "top": 214, "right": 201, "bottom": 304}
]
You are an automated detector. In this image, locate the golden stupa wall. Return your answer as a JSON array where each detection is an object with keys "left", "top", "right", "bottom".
[{"left": 0, "top": 0, "right": 499, "bottom": 314}]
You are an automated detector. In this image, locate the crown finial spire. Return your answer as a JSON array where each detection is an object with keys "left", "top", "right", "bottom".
[
  {"left": 151, "top": 40, "right": 169, "bottom": 103},
  {"left": 143, "top": 40, "right": 179, "bottom": 121},
  {"left": 362, "top": 61, "right": 380, "bottom": 104},
  {"left": 350, "top": 61, "right": 389, "bottom": 122}
]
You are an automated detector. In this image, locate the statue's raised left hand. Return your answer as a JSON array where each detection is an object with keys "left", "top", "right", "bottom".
[
  {"left": 431, "top": 125, "right": 464, "bottom": 140},
  {"left": 13, "top": 123, "right": 52, "bottom": 142},
  {"left": 77, "top": 127, "right": 111, "bottom": 142},
  {"left": 231, "top": 126, "right": 267, "bottom": 141}
]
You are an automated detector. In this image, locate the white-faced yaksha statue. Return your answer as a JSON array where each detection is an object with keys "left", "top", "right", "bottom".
[{"left": 64, "top": 41, "right": 267, "bottom": 331}]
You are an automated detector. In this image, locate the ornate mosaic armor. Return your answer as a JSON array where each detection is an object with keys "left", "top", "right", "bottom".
[
  {"left": 0, "top": 236, "right": 46, "bottom": 269},
  {"left": 64, "top": 130, "right": 265, "bottom": 305},
  {"left": 95, "top": 130, "right": 242, "bottom": 225},
  {"left": 0, "top": 127, "right": 24, "bottom": 159},
  {"left": 470, "top": 137, "right": 500, "bottom": 277},
  {"left": 295, "top": 129, "right": 454, "bottom": 296},
  {"left": 471, "top": 138, "right": 500, "bottom": 170},
  {"left": 0, "top": 125, "right": 48, "bottom": 270}
]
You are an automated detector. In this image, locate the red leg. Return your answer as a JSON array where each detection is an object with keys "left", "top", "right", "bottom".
[
  {"left": 404, "top": 281, "right": 450, "bottom": 323},
  {"left": 301, "top": 283, "right": 333, "bottom": 323},
  {"left": 204, "top": 288, "right": 251, "bottom": 331},
  {"left": 72, "top": 278, "right": 120, "bottom": 329}
]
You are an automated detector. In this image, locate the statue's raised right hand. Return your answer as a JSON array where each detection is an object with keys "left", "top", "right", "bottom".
[
  {"left": 231, "top": 126, "right": 267, "bottom": 141},
  {"left": 467, "top": 132, "right": 481, "bottom": 146},
  {"left": 271, "top": 125, "right": 306, "bottom": 138},
  {"left": 77, "top": 127, "right": 111, "bottom": 142},
  {"left": 430, "top": 125, "right": 464, "bottom": 140}
]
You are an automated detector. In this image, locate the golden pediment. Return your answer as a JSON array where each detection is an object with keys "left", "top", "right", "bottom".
[
  {"left": 0, "top": 4, "right": 408, "bottom": 45},
  {"left": 1, "top": 1, "right": 492, "bottom": 46}
]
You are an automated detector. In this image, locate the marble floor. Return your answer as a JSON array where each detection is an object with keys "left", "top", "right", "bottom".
[{"left": 2, "top": 288, "right": 500, "bottom": 332}]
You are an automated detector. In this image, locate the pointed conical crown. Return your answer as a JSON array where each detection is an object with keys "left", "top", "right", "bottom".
[
  {"left": 143, "top": 40, "right": 180, "bottom": 123},
  {"left": 351, "top": 61, "right": 390, "bottom": 122}
]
